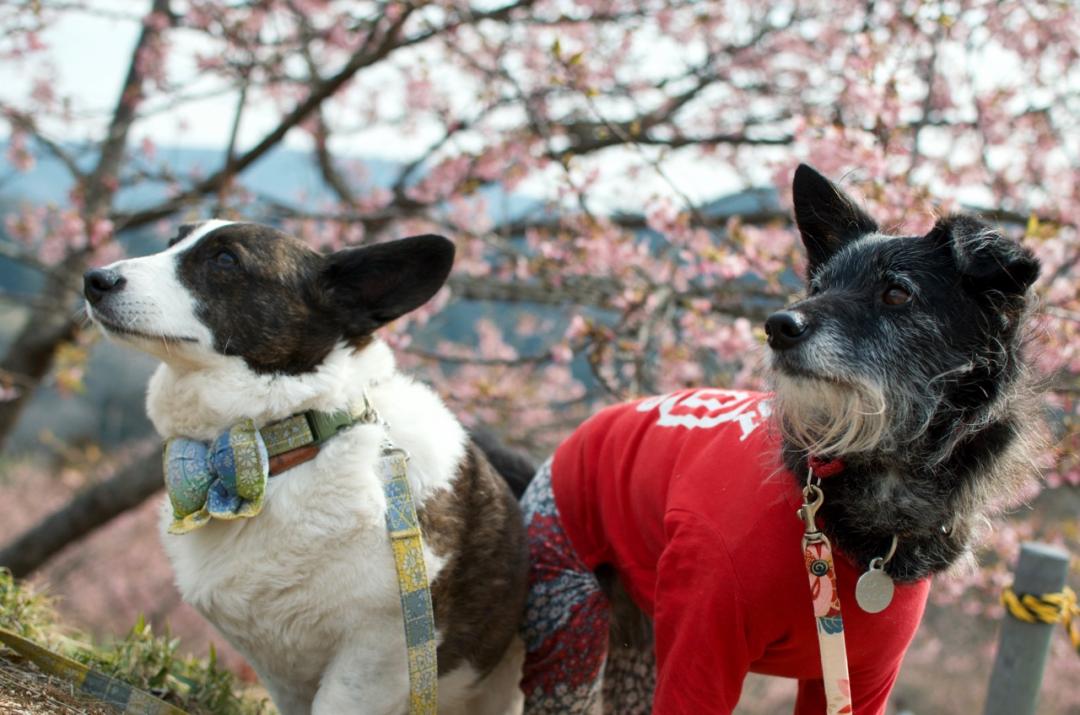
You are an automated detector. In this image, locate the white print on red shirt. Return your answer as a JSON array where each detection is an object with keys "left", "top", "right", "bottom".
[{"left": 635, "top": 389, "right": 773, "bottom": 441}]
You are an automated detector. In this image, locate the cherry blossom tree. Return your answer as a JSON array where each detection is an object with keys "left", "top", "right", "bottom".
[{"left": 1, "top": 0, "right": 1078, "bottom": 709}]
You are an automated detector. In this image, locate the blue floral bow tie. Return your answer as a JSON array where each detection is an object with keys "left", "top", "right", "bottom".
[{"left": 163, "top": 418, "right": 269, "bottom": 534}]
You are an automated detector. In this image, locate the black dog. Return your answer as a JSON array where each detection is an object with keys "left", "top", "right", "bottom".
[
  {"left": 514, "top": 164, "right": 1045, "bottom": 714},
  {"left": 771, "top": 164, "right": 1044, "bottom": 582}
]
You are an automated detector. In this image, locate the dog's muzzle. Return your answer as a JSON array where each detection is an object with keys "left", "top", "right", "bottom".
[{"left": 765, "top": 310, "right": 810, "bottom": 350}]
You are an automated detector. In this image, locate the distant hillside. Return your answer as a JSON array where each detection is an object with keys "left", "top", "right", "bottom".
[
  {"left": 0, "top": 145, "right": 508, "bottom": 452},
  {"left": 0, "top": 141, "right": 545, "bottom": 220},
  {"left": 0, "top": 141, "right": 546, "bottom": 295}
]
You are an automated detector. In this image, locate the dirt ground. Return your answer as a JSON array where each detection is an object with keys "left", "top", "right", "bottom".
[{"left": 0, "top": 655, "right": 117, "bottom": 715}]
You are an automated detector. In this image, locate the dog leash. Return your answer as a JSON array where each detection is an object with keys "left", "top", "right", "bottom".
[
  {"left": 800, "top": 458, "right": 901, "bottom": 714},
  {"left": 0, "top": 626, "right": 187, "bottom": 714},
  {"left": 359, "top": 395, "right": 440, "bottom": 715},
  {"left": 797, "top": 466, "right": 853, "bottom": 715}
]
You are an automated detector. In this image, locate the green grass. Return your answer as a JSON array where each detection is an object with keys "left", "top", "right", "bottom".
[
  {"left": 0, "top": 569, "right": 273, "bottom": 715},
  {"left": 0, "top": 567, "right": 56, "bottom": 644}
]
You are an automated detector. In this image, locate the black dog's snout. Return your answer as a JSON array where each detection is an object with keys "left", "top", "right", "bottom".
[
  {"left": 83, "top": 268, "right": 126, "bottom": 305},
  {"left": 765, "top": 311, "right": 809, "bottom": 350}
]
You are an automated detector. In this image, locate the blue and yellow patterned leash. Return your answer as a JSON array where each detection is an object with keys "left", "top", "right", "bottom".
[
  {"left": 0, "top": 626, "right": 188, "bottom": 715},
  {"left": 378, "top": 443, "right": 439, "bottom": 714},
  {"left": 357, "top": 391, "right": 438, "bottom": 715}
]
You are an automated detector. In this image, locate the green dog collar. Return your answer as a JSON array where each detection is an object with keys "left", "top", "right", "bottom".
[{"left": 258, "top": 409, "right": 357, "bottom": 458}]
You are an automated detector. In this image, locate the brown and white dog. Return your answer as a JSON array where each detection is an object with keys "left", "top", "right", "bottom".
[{"left": 83, "top": 221, "right": 528, "bottom": 715}]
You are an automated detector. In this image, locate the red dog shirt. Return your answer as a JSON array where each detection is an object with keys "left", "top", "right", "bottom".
[{"left": 550, "top": 388, "right": 930, "bottom": 714}]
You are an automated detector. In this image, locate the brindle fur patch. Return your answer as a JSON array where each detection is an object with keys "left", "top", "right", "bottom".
[
  {"left": 419, "top": 440, "right": 529, "bottom": 677},
  {"left": 174, "top": 223, "right": 452, "bottom": 375},
  {"left": 176, "top": 223, "right": 338, "bottom": 374},
  {"left": 596, "top": 563, "right": 652, "bottom": 652}
]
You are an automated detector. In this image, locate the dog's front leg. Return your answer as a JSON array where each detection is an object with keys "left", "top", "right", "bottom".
[
  {"left": 311, "top": 647, "right": 409, "bottom": 715},
  {"left": 261, "top": 683, "right": 314, "bottom": 715}
]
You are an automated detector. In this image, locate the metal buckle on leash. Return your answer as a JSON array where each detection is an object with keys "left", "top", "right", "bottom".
[
  {"left": 381, "top": 442, "right": 410, "bottom": 461},
  {"left": 358, "top": 388, "right": 411, "bottom": 467},
  {"left": 357, "top": 388, "right": 382, "bottom": 426},
  {"left": 798, "top": 467, "right": 826, "bottom": 545}
]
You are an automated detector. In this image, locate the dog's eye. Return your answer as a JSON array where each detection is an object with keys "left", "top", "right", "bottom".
[
  {"left": 882, "top": 285, "right": 912, "bottom": 306},
  {"left": 808, "top": 283, "right": 822, "bottom": 296},
  {"left": 213, "top": 250, "right": 238, "bottom": 268}
]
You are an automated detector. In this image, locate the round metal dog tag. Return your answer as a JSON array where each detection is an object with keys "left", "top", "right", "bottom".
[{"left": 856, "top": 561, "right": 894, "bottom": 614}]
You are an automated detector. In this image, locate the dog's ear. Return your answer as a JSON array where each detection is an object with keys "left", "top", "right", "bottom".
[
  {"left": 320, "top": 235, "right": 455, "bottom": 336},
  {"left": 792, "top": 164, "right": 878, "bottom": 275},
  {"left": 932, "top": 215, "right": 1040, "bottom": 298},
  {"left": 168, "top": 223, "right": 200, "bottom": 247}
]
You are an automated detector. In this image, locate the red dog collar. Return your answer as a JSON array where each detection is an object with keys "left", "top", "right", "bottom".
[{"left": 808, "top": 455, "right": 845, "bottom": 479}]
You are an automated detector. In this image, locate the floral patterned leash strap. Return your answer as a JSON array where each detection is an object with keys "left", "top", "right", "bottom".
[{"left": 798, "top": 471, "right": 854, "bottom": 715}]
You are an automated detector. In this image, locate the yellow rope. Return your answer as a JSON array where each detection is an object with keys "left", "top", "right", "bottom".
[{"left": 1001, "top": 585, "right": 1080, "bottom": 654}]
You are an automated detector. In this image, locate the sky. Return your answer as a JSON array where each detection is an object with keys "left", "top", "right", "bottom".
[
  {"left": 1, "top": 3, "right": 324, "bottom": 151},
  {"left": 2, "top": 2, "right": 1064, "bottom": 215},
  {"left": 0, "top": 1, "right": 765, "bottom": 213}
]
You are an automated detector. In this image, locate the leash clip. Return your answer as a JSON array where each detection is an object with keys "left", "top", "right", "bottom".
[
  {"left": 798, "top": 483, "right": 825, "bottom": 542},
  {"left": 356, "top": 388, "right": 410, "bottom": 462},
  {"left": 357, "top": 388, "right": 382, "bottom": 425},
  {"left": 381, "top": 442, "right": 410, "bottom": 461}
]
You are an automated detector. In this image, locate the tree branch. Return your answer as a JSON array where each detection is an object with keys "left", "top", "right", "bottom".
[
  {"left": 82, "top": 0, "right": 174, "bottom": 220},
  {"left": 213, "top": 69, "right": 251, "bottom": 215},
  {"left": 560, "top": 129, "right": 793, "bottom": 155},
  {"left": 0, "top": 445, "right": 161, "bottom": 578},
  {"left": 2, "top": 109, "right": 84, "bottom": 180},
  {"left": 0, "top": 0, "right": 174, "bottom": 451},
  {"left": 113, "top": 5, "right": 420, "bottom": 231},
  {"left": 113, "top": 1, "right": 544, "bottom": 232}
]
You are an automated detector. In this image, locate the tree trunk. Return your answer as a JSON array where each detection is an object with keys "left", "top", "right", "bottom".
[
  {"left": 0, "top": 267, "right": 82, "bottom": 451},
  {"left": 0, "top": 0, "right": 173, "bottom": 450},
  {"left": 0, "top": 446, "right": 161, "bottom": 578}
]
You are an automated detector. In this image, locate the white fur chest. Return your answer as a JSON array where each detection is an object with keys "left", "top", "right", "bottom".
[
  {"left": 149, "top": 343, "right": 469, "bottom": 712},
  {"left": 162, "top": 425, "right": 437, "bottom": 697}
]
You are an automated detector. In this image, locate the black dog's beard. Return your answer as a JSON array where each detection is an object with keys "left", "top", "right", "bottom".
[
  {"left": 771, "top": 371, "right": 944, "bottom": 459},
  {"left": 771, "top": 353, "right": 980, "bottom": 460},
  {"left": 771, "top": 357, "right": 1044, "bottom": 581},
  {"left": 772, "top": 373, "right": 891, "bottom": 456}
]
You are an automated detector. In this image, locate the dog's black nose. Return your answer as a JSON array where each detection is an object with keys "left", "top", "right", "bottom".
[
  {"left": 765, "top": 311, "right": 809, "bottom": 350},
  {"left": 83, "top": 268, "right": 126, "bottom": 305}
]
